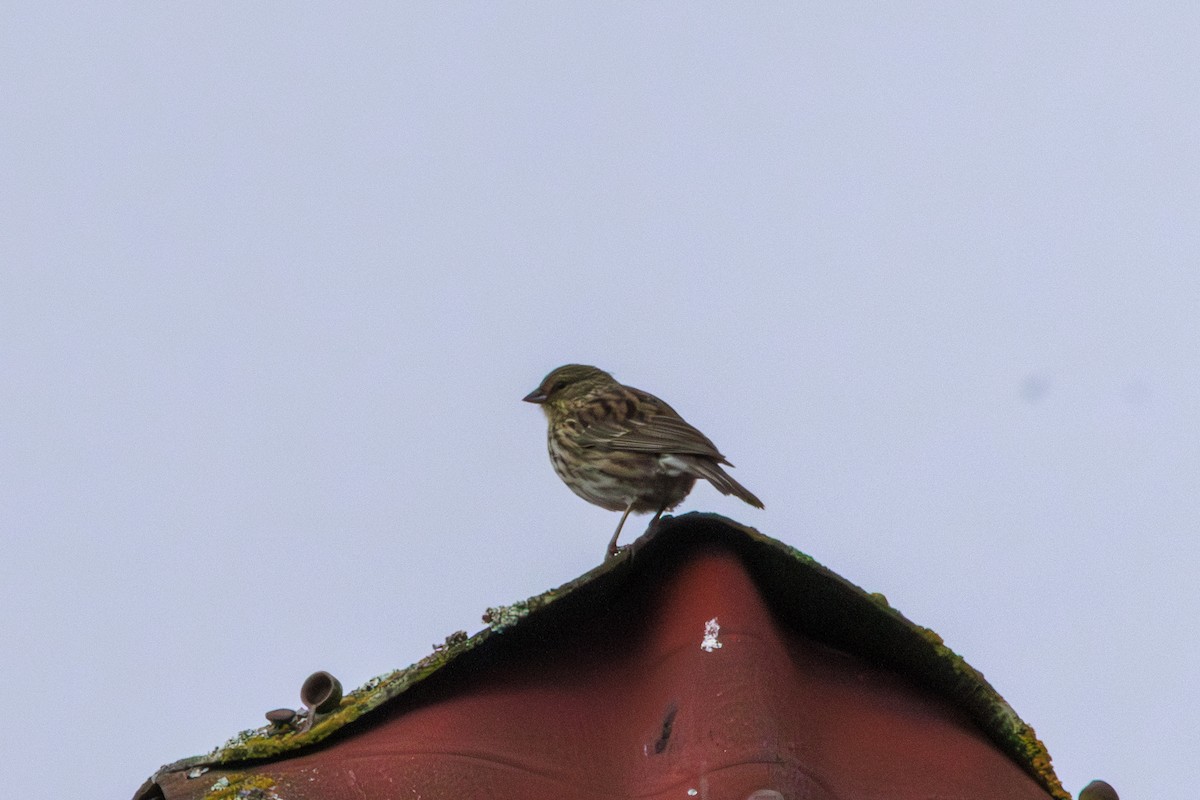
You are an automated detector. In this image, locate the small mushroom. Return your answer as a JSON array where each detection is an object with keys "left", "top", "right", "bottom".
[
  {"left": 265, "top": 708, "right": 298, "bottom": 727},
  {"left": 1079, "top": 780, "right": 1118, "bottom": 800},
  {"left": 300, "top": 670, "right": 343, "bottom": 715}
]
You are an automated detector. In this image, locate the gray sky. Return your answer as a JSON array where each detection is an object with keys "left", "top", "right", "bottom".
[{"left": 3, "top": 4, "right": 1195, "bottom": 797}]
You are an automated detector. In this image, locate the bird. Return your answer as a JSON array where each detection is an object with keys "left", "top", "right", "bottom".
[{"left": 523, "top": 364, "right": 763, "bottom": 558}]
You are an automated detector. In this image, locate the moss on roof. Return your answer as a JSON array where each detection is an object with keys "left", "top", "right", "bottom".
[{"left": 153, "top": 513, "right": 1067, "bottom": 799}]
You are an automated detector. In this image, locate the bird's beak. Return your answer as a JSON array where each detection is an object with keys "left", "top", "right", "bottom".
[{"left": 522, "top": 388, "right": 548, "bottom": 404}]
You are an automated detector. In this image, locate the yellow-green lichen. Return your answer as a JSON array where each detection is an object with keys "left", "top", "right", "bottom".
[
  {"left": 766, "top": 538, "right": 817, "bottom": 566},
  {"left": 1003, "top": 724, "right": 1069, "bottom": 800},
  {"left": 916, "top": 625, "right": 946, "bottom": 647},
  {"left": 484, "top": 602, "right": 528, "bottom": 632}
]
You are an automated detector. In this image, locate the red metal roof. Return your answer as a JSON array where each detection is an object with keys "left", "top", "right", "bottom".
[{"left": 135, "top": 514, "right": 1067, "bottom": 800}]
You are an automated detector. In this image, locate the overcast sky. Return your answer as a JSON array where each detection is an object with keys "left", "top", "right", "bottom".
[{"left": 3, "top": 4, "right": 1196, "bottom": 798}]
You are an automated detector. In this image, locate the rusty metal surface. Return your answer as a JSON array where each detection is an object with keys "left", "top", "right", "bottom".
[{"left": 137, "top": 514, "right": 1066, "bottom": 799}]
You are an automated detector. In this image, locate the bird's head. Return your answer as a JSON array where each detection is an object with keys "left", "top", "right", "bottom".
[{"left": 523, "top": 364, "right": 615, "bottom": 416}]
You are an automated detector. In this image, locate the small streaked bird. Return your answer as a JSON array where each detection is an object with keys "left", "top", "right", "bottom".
[{"left": 523, "top": 364, "right": 763, "bottom": 558}]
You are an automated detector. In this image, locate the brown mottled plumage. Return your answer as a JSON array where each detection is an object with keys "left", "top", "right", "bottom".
[{"left": 523, "top": 364, "right": 763, "bottom": 558}]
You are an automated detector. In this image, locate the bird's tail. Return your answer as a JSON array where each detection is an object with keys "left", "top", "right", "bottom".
[{"left": 683, "top": 457, "right": 764, "bottom": 509}]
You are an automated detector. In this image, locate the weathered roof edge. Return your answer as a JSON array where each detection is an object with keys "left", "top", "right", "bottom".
[{"left": 143, "top": 513, "right": 1067, "bottom": 800}]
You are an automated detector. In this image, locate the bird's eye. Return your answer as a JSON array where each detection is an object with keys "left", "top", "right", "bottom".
[{"left": 550, "top": 380, "right": 567, "bottom": 394}]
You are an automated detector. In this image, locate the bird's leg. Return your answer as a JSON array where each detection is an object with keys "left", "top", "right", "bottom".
[
  {"left": 646, "top": 508, "right": 661, "bottom": 528},
  {"left": 645, "top": 502, "right": 670, "bottom": 534},
  {"left": 607, "top": 501, "right": 636, "bottom": 559}
]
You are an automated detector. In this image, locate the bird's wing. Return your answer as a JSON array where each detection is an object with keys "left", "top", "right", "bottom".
[{"left": 575, "top": 391, "right": 729, "bottom": 461}]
